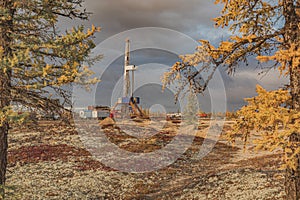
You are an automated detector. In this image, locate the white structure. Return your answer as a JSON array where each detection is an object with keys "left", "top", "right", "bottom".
[
  {"left": 79, "top": 111, "right": 86, "bottom": 119},
  {"left": 92, "top": 110, "right": 98, "bottom": 118},
  {"left": 123, "top": 39, "right": 138, "bottom": 98}
]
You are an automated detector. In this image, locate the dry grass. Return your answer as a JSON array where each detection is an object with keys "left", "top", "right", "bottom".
[{"left": 5, "top": 120, "right": 285, "bottom": 199}]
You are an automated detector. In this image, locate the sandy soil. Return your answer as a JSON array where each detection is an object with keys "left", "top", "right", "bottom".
[{"left": 5, "top": 119, "right": 286, "bottom": 199}]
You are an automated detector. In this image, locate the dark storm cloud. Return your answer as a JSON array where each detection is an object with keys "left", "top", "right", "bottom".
[
  {"left": 224, "top": 68, "right": 288, "bottom": 111},
  {"left": 67, "top": 0, "right": 287, "bottom": 111},
  {"left": 82, "top": 0, "right": 222, "bottom": 42}
]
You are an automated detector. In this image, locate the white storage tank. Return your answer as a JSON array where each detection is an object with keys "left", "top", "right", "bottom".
[
  {"left": 92, "top": 110, "right": 98, "bottom": 118},
  {"left": 79, "top": 111, "right": 86, "bottom": 119}
]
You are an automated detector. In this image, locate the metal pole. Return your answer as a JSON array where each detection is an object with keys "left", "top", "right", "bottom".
[
  {"left": 122, "top": 39, "right": 130, "bottom": 118},
  {"left": 131, "top": 70, "right": 134, "bottom": 98},
  {"left": 123, "top": 39, "right": 130, "bottom": 98}
]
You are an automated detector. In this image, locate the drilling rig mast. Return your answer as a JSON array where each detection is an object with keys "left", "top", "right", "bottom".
[{"left": 112, "top": 39, "right": 148, "bottom": 119}]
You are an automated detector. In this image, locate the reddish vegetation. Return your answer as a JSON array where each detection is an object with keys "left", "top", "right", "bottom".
[
  {"left": 8, "top": 121, "right": 283, "bottom": 176},
  {"left": 76, "top": 159, "right": 115, "bottom": 172},
  {"left": 8, "top": 144, "right": 114, "bottom": 171},
  {"left": 235, "top": 153, "right": 284, "bottom": 170},
  {"left": 7, "top": 121, "right": 285, "bottom": 199},
  {"left": 8, "top": 144, "right": 89, "bottom": 165},
  {"left": 104, "top": 129, "right": 177, "bottom": 153}
]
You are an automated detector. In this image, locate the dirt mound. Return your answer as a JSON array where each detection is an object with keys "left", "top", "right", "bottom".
[{"left": 99, "top": 117, "right": 115, "bottom": 128}]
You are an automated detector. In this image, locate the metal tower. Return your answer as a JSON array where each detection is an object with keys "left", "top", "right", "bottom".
[
  {"left": 123, "top": 39, "right": 137, "bottom": 98},
  {"left": 111, "top": 39, "right": 148, "bottom": 119},
  {"left": 123, "top": 39, "right": 130, "bottom": 98}
]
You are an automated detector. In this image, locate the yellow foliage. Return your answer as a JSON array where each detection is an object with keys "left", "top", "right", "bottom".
[
  {"left": 257, "top": 43, "right": 300, "bottom": 76},
  {"left": 227, "top": 85, "right": 300, "bottom": 169},
  {"left": 163, "top": 0, "right": 300, "bottom": 179},
  {"left": 0, "top": 107, "right": 29, "bottom": 127},
  {"left": 42, "top": 64, "right": 52, "bottom": 77}
]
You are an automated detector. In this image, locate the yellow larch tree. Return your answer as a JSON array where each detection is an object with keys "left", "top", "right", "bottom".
[
  {"left": 163, "top": 0, "right": 299, "bottom": 199},
  {"left": 0, "top": 0, "right": 99, "bottom": 195}
]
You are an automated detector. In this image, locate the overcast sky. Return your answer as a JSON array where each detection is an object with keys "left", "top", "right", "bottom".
[{"left": 68, "top": 0, "right": 288, "bottom": 112}]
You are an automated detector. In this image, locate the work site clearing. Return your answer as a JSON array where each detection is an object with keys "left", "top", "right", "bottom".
[{"left": 6, "top": 119, "right": 285, "bottom": 199}]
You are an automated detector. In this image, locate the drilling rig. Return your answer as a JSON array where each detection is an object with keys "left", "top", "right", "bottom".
[{"left": 112, "top": 39, "right": 149, "bottom": 120}]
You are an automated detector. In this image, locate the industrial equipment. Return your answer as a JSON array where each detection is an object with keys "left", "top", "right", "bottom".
[{"left": 112, "top": 39, "right": 149, "bottom": 120}]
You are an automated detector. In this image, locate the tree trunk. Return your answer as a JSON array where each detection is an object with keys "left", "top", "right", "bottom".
[
  {"left": 285, "top": 64, "right": 300, "bottom": 200},
  {"left": 0, "top": 56, "right": 10, "bottom": 197},
  {"left": 0, "top": 55, "right": 9, "bottom": 198},
  {"left": 283, "top": 1, "right": 300, "bottom": 199},
  {"left": 0, "top": 0, "right": 13, "bottom": 197},
  {"left": 0, "top": 102, "right": 9, "bottom": 197}
]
